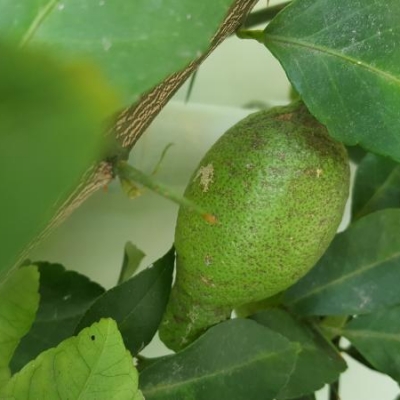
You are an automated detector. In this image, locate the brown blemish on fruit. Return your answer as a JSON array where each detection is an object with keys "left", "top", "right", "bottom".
[
  {"left": 203, "top": 213, "right": 218, "bottom": 224},
  {"left": 200, "top": 275, "right": 215, "bottom": 287},
  {"left": 275, "top": 112, "right": 294, "bottom": 121}
]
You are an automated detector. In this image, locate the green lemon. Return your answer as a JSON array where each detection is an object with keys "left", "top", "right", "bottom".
[{"left": 160, "top": 101, "right": 350, "bottom": 351}]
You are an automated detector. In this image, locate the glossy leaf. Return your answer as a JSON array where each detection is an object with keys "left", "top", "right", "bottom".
[
  {"left": 284, "top": 209, "right": 400, "bottom": 315},
  {"left": 11, "top": 262, "right": 104, "bottom": 373},
  {"left": 140, "top": 319, "right": 299, "bottom": 400},
  {"left": 352, "top": 153, "right": 400, "bottom": 220},
  {"left": 251, "top": 309, "right": 346, "bottom": 399},
  {"left": 118, "top": 242, "right": 146, "bottom": 284},
  {"left": 0, "top": 266, "right": 39, "bottom": 386},
  {"left": 264, "top": 0, "right": 400, "bottom": 161},
  {"left": 0, "top": 0, "right": 236, "bottom": 104},
  {"left": 76, "top": 248, "right": 175, "bottom": 354},
  {"left": 0, "top": 42, "right": 114, "bottom": 277},
  {"left": 0, "top": 319, "right": 143, "bottom": 399},
  {"left": 342, "top": 305, "right": 400, "bottom": 383}
]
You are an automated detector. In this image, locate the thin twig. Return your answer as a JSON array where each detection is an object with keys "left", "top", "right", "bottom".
[
  {"left": 329, "top": 336, "right": 342, "bottom": 400},
  {"left": 116, "top": 161, "right": 217, "bottom": 224},
  {"left": 329, "top": 380, "right": 340, "bottom": 400}
]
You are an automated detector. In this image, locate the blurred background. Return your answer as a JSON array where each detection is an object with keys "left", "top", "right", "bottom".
[{"left": 30, "top": 1, "right": 399, "bottom": 398}]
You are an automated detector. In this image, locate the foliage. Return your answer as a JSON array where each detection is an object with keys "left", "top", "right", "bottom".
[
  {"left": 263, "top": 0, "right": 400, "bottom": 162},
  {"left": 1, "top": 0, "right": 400, "bottom": 399},
  {"left": 10, "top": 262, "right": 105, "bottom": 373},
  {"left": 0, "top": 266, "right": 39, "bottom": 385},
  {"left": 75, "top": 248, "right": 174, "bottom": 355},
  {"left": 0, "top": 41, "right": 115, "bottom": 278},
  {"left": 140, "top": 318, "right": 299, "bottom": 400},
  {"left": 1, "top": 318, "right": 143, "bottom": 399}
]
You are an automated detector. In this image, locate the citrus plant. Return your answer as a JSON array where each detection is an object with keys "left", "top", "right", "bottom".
[{"left": 1, "top": 1, "right": 400, "bottom": 399}]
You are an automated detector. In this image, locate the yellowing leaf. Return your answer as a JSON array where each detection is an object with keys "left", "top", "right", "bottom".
[
  {"left": 1, "top": 319, "right": 143, "bottom": 400},
  {"left": 0, "top": 266, "right": 39, "bottom": 386}
]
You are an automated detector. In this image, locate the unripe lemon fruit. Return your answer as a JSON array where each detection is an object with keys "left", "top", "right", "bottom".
[{"left": 159, "top": 101, "right": 350, "bottom": 351}]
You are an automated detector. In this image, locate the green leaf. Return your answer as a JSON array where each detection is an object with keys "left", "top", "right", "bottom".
[
  {"left": 140, "top": 319, "right": 299, "bottom": 400},
  {"left": 10, "top": 262, "right": 104, "bottom": 373},
  {"left": 0, "top": 319, "right": 143, "bottom": 399},
  {"left": 0, "top": 266, "right": 39, "bottom": 386},
  {"left": 118, "top": 242, "right": 146, "bottom": 284},
  {"left": 292, "top": 395, "right": 316, "bottom": 400},
  {"left": 76, "top": 248, "right": 174, "bottom": 355},
  {"left": 0, "top": 42, "right": 115, "bottom": 277},
  {"left": 263, "top": 0, "right": 400, "bottom": 161},
  {"left": 251, "top": 309, "right": 346, "bottom": 399},
  {"left": 0, "top": 0, "right": 237, "bottom": 104},
  {"left": 342, "top": 305, "right": 400, "bottom": 383},
  {"left": 352, "top": 153, "right": 400, "bottom": 220},
  {"left": 284, "top": 209, "right": 400, "bottom": 315}
]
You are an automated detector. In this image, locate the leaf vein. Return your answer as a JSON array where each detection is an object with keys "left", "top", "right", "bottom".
[
  {"left": 143, "top": 348, "right": 293, "bottom": 396},
  {"left": 289, "top": 251, "right": 400, "bottom": 305},
  {"left": 265, "top": 34, "right": 400, "bottom": 85},
  {"left": 345, "top": 329, "right": 400, "bottom": 342},
  {"left": 20, "top": 0, "right": 58, "bottom": 47}
]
